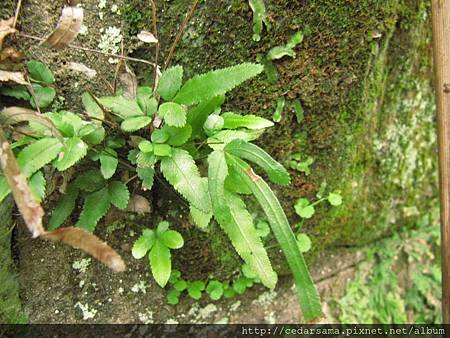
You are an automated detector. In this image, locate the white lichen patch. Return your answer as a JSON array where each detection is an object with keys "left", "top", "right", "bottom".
[
  {"left": 165, "top": 318, "right": 179, "bottom": 324},
  {"left": 98, "top": 26, "right": 122, "bottom": 64},
  {"left": 229, "top": 300, "right": 241, "bottom": 312},
  {"left": 75, "top": 302, "right": 97, "bottom": 320},
  {"left": 72, "top": 258, "right": 91, "bottom": 273},
  {"left": 131, "top": 280, "right": 147, "bottom": 294},
  {"left": 138, "top": 309, "right": 153, "bottom": 324},
  {"left": 215, "top": 317, "right": 229, "bottom": 324},
  {"left": 264, "top": 311, "right": 276, "bottom": 324},
  {"left": 79, "top": 24, "right": 88, "bottom": 36},
  {"left": 198, "top": 304, "right": 217, "bottom": 320},
  {"left": 98, "top": 0, "right": 106, "bottom": 9},
  {"left": 253, "top": 290, "right": 278, "bottom": 305}
]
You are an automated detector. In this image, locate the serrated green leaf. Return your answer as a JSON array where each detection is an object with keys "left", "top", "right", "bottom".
[
  {"left": 45, "top": 111, "right": 83, "bottom": 137},
  {"left": 99, "top": 149, "right": 118, "bottom": 179},
  {"left": 27, "top": 60, "right": 55, "bottom": 84},
  {"left": 225, "top": 139, "right": 290, "bottom": 185},
  {"left": 158, "top": 102, "right": 186, "bottom": 127},
  {"left": 249, "top": 0, "right": 270, "bottom": 42},
  {"left": 226, "top": 154, "right": 322, "bottom": 321},
  {"left": 74, "top": 170, "right": 106, "bottom": 192},
  {"left": 136, "top": 151, "right": 157, "bottom": 168},
  {"left": 160, "top": 148, "right": 211, "bottom": 212},
  {"left": 48, "top": 184, "right": 79, "bottom": 230},
  {"left": 132, "top": 229, "right": 155, "bottom": 259},
  {"left": 28, "top": 171, "right": 46, "bottom": 202},
  {"left": 207, "top": 129, "right": 264, "bottom": 150},
  {"left": 208, "top": 150, "right": 277, "bottom": 289},
  {"left": 17, "top": 138, "right": 62, "bottom": 177},
  {"left": 159, "top": 230, "right": 184, "bottom": 249},
  {"left": 224, "top": 166, "right": 252, "bottom": 195},
  {"left": 0, "top": 86, "right": 31, "bottom": 100},
  {"left": 76, "top": 186, "right": 111, "bottom": 232},
  {"left": 82, "top": 92, "right": 104, "bottom": 121},
  {"left": 161, "top": 125, "right": 192, "bottom": 146},
  {"left": 136, "top": 87, "right": 157, "bottom": 116},
  {"left": 108, "top": 181, "right": 130, "bottom": 210},
  {"left": 222, "top": 112, "right": 273, "bottom": 130},
  {"left": 0, "top": 176, "right": 11, "bottom": 203},
  {"left": 187, "top": 95, "right": 225, "bottom": 139},
  {"left": 153, "top": 143, "right": 172, "bottom": 157},
  {"left": 151, "top": 129, "right": 169, "bottom": 143},
  {"left": 174, "top": 63, "right": 263, "bottom": 105},
  {"left": 53, "top": 137, "right": 88, "bottom": 171},
  {"left": 137, "top": 167, "right": 155, "bottom": 190},
  {"left": 157, "top": 65, "right": 183, "bottom": 101},
  {"left": 139, "top": 140, "right": 154, "bottom": 153},
  {"left": 99, "top": 95, "right": 143, "bottom": 119},
  {"left": 121, "top": 116, "right": 152, "bottom": 132},
  {"left": 30, "top": 85, "right": 56, "bottom": 108},
  {"left": 149, "top": 241, "right": 172, "bottom": 288},
  {"left": 81, "top": 125, "right": 105, "bottom": 145},
  {"left": 190, "top": 205, "right": 212, "bottom": 230}
]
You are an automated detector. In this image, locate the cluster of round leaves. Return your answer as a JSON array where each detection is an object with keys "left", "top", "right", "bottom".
[
  {"left": 166, "top": 263, "right": 261, "bottom": 305},
  {"left": 132, "top": 221, "right": 184, "bottom": 288}
]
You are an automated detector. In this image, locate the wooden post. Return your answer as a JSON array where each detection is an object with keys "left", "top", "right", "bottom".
[{"left": 432, "top": 0, "right": 450, "bottom": 324}]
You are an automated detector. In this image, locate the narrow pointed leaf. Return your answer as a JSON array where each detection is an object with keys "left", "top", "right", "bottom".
[
  {"left": 222, "top": 112, "right": 274, "bottom": 130},
  {"left": 226, "top": 154, "right": 322, "bottom": 321},
  {"left": 225, "top": 139, "right": 290, "bottom": 185},
  {"left": 208, "top": 150, "right": 277, "bottom": 289},
  {"left": 149, "top": 241, "right": 171, "bottom": 287}
]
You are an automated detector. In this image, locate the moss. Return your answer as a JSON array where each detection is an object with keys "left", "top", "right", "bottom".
[
  {"left": 120, "top": 0, "right": 436, "bottom": 270},
  {"left": 0, "top": 198, "right": 27, "bottom": 323}
]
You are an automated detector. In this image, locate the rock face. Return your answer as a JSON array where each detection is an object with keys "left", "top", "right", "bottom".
[{"left": 0, "top": 0, "right": 437, "bottom": 323}]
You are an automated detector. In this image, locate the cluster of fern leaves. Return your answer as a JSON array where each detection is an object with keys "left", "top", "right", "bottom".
[{"left": 0, "top": 61, "right": 321, "bottom": 320}]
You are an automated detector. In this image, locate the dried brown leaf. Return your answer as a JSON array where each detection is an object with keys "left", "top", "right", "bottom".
[
  {"left": 0, "top": 128, "right": 45, "bottom": 238},
  {"left": 118, "top": 62, "right": 137, "bottom": 99},
  {"left": 67, "top": 62, "right": 97, "bottom": 79},
  {"left": 127, "top": 194, "right": 151, "bottom": 214},
  {"left": 0, "top": 106, "right": 64, "bottom": 143},
  {"left": 0, "top": 47, "right": 24, "bottom": 63},
  {"left": 137, "top": 30, "right": 158, "bottom": 44},
  {"left": 0, "top": 70, "right": 27, "bottom": 85},
  {"left": 44, "top": 6, "right": 83, "bottom": 49},
  {"left": 42, "top": 227, "right": 126, "bottom": 272},
  {"left": 0, "top": 17, "right": 16, "bottom": 49}
]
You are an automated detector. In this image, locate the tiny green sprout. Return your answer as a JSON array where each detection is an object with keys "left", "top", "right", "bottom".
[
  {"left": 132, "top": 221, "right": 184, "bottom": 288},
  {"left": 233, "top": 276, "right": 254, "bottom": 295},
  {"left": 168, "top": 269, "right": 182, "bottom": 284},
  {"left": 293, "top": 99, "right": 304, "bottom": 124},
  {"left": 255, "top": 221, "right": 270, "bottom": 237},
  {"left": 273, "top": 96, "right": 285, "bottom": 123},
  {"left": 187, "top": 280, "right": 206, "bottom": 300},
  {"left": 296, "top": 233, "right": 312, "bottom": 253},
  {"left": 206, "top": 280, "right": 224, "bottom": 301},
  {"left": 328, "top": 192, "right": 343, "bottom": 206},
  {"left": 223, "top": 282, "right": 236, "bottom": 299},
  {"left": 173, "top": 279, "right": 188, "bottom": 292},
  {"left": 294, "top": 198, "right": 315, "bottom": 219},
  {"left": 167, "top": 288, "right": 181, "bottom": 305}
]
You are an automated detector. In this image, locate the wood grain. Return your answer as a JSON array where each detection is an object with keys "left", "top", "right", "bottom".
[{"left": 432, "top": 0, "right": 450, "bottom": 324}]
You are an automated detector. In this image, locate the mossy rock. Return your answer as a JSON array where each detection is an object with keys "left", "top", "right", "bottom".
[{"left": 0, "top": 0, "right": 437, "bottom": 322}]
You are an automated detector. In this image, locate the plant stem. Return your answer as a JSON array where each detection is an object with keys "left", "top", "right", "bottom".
[
  {"left": 164, "top": 0, "right": 199, "bottom": 70},
  {"left": 149, "top": 0, "right": 160, "bottom": 92},
  {"left": 17, "top": 32, "right": 157, "bottom": 67}
]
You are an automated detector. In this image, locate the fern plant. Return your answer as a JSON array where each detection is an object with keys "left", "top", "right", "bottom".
[{"left": 0, "top": 60, "right": 322, "bottom": 320}]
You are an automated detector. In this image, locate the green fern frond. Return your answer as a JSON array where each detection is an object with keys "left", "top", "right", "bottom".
[
  {"left": 173, "top": 63, "right": 264, "bottom": 105},
  {"left": 160, "top": 148, "right": 211, "bottom": 213},
  {"left": 75, "top": 187, "right": 111, "bottom": 232}
]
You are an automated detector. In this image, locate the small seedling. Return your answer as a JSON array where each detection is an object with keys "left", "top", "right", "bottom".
[
  {"left": 132, "top": 221, "right": 184, "bottom": 288},
  {"left": 295, "top": 191, "right": 343, "bottom": 220}
]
